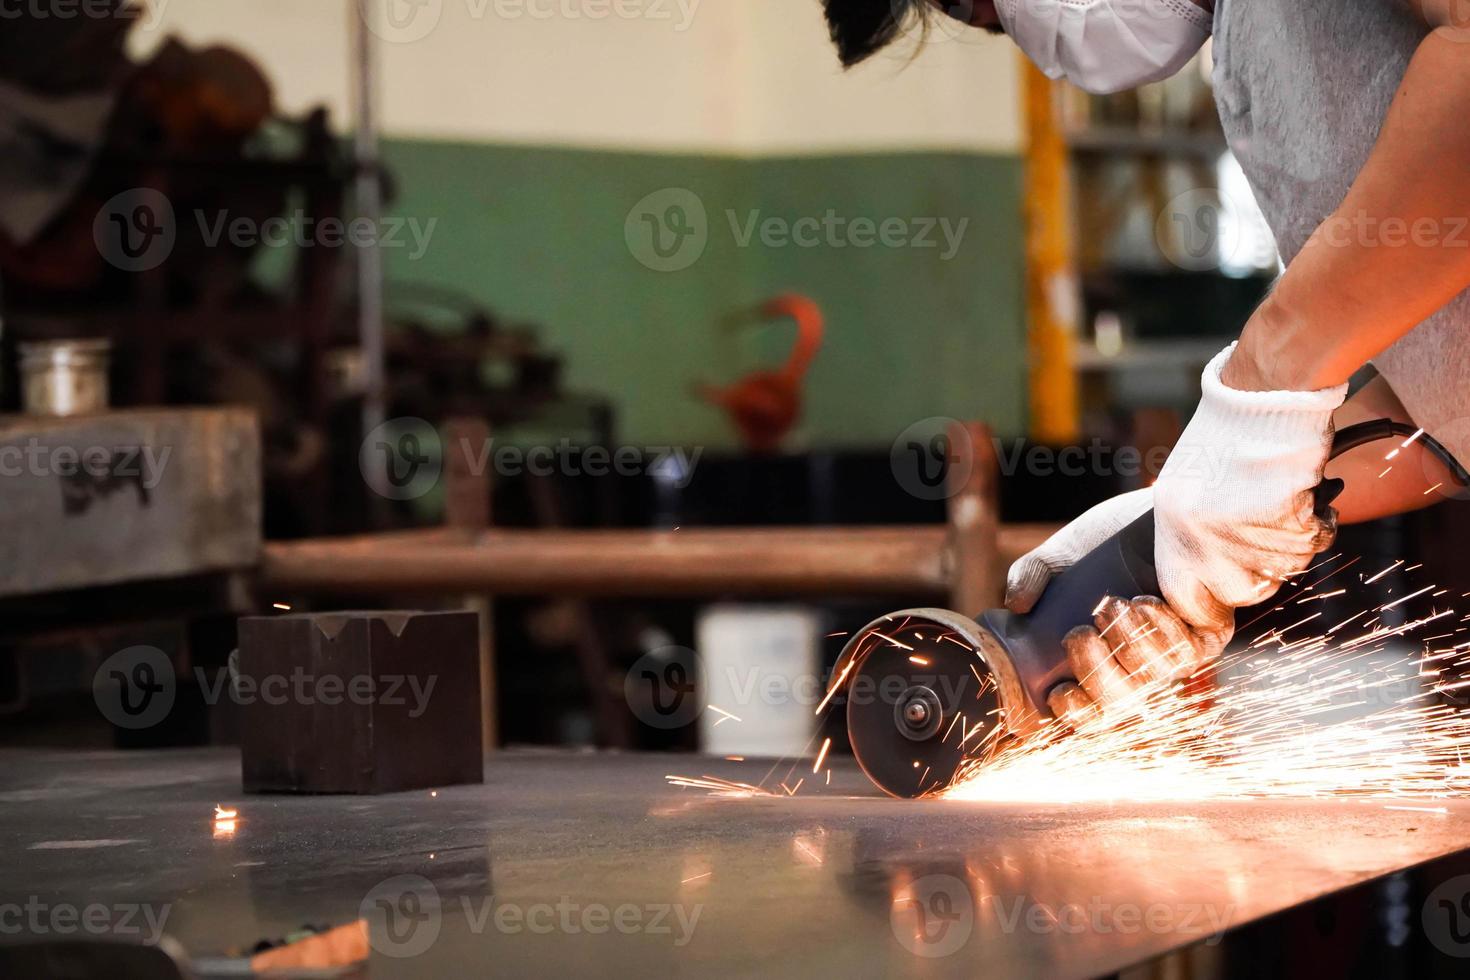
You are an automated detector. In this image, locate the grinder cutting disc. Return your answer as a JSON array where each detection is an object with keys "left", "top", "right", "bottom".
[{"left": 840, "top": 609, "right": 1008, "bottom": 798}]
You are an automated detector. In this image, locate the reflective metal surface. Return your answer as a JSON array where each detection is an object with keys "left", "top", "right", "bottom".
[{"left": 3, "top": 748, "right": 1470, "bottom": 977}]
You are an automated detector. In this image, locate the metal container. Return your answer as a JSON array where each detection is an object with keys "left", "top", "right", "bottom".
[{"left": 18, "top": 339, "right": 111, "bottom": 417}]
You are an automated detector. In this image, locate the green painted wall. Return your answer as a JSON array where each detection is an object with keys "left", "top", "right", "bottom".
[{"left": 380, "top": 139, "right": 1026, "bottom": 449}]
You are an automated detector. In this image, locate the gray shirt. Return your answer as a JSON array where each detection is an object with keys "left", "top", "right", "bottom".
[{"left": 1212, "top": 0, "right": 1470, "bottom": 462}]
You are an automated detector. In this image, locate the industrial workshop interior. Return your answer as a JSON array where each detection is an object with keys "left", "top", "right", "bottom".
[{"left": 10, "top": 0, "right": 1470, "bottom": 977}]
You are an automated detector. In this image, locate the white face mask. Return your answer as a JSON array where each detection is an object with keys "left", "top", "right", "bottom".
[{"left": 995, "top": 0, "right": 1211, "bottom": 95}]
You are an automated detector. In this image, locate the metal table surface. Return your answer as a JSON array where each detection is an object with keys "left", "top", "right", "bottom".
[{"left": 3, "top": 747, "right": 1470, "bottom": 978}]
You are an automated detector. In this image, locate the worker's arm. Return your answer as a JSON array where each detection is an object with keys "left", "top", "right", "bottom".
[
  {"left": 1224, "top": 12, "right": 1470, "bottom": 393},
  {"left": 1016, "top": 371, "right": 1457, "bottom": 720},
  {"left": 1327, "top": 374, "right": 1458, "bottom": 523},
  {"left": 1013, "top": 7, "right": 1470, "bottom": 718}
]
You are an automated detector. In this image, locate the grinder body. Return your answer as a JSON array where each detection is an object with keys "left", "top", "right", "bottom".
[{"left": 977, "top": 510, "right": 1161, "bottom": 716}]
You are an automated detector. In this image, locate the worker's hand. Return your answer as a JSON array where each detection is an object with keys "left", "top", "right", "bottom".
[
  {"left": 1006, "top": 342, "right": 1347, "bottom": 715},
  {"left": 1149, "top": 343, "right": 1346, "bottom": 657},
  {"left": 1046, "top": 595, "right": 1212, "bottom": 724},
  {"left": 1004, "top": 488, "right": 1155, "bottom": 614}
]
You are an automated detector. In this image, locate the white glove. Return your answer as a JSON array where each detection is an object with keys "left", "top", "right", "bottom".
[
  {"left": 1004, "top": 343, "right": 1346, "bottom": 716},
  {"left": 1151, "top": 342, "right": 1347, "bottom": 654}
]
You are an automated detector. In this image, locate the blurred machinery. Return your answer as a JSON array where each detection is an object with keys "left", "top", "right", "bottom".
[
  {"left": 0, "top": 11, "right": 607, "bottom": 747},
  {"left": 0, "top": 15, "right": 603, "bottom": 539},
  {"left": 1026, "top": 51, "right": 1278, "bottom": 441}
]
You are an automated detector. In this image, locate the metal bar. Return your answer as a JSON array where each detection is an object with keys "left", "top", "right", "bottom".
[
  {"left": 947, "top": 420, "right": 1003, "bottom": 614},
  {"left": 443, "top": 417, "right": 497, "bottom": 753},
  {"left": 259, "top": 524, "right": 1059, "bottom": 598},
  {"left": 351, "top": 0, "right": 386, "bottom": 440}
]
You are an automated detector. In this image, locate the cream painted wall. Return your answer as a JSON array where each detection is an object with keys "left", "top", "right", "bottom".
[{"left": 131, "top": 0, "right": 1022, "bottom": 154}]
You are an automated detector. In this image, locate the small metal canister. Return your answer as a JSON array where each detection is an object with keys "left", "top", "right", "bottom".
[{"left": 18, "top": 339, "right": 111, "bottom": 417}]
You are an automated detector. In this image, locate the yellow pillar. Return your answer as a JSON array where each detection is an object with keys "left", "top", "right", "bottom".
[{"left": 1021, "top": 63, "right": 1081, "bottom": 444}]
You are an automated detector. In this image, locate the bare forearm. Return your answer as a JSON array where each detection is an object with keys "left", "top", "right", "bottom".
[
  {"left": 1327, "top": 375, "right": 1455, "bottom": 524},
  {"left": 1224, "top": 26, "right": 1470, "bottom": 393}
]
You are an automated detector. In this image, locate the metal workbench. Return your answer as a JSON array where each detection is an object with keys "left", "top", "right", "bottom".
[{"left": 3, "top": 748, "right": 1470, "bottom": 978}]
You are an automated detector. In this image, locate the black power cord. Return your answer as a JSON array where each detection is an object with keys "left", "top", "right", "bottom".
[{"left": 1330, "top": 419, "right": 1470, "bottom": 488}]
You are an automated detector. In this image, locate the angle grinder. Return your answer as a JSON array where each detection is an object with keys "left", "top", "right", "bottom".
[{"left": 834, "top": 420, "right": 1470, "bottom": 797}]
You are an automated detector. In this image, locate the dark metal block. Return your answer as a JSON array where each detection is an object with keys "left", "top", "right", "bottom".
[{"left": 237, "top": 610, "right": 482, "bottom": 794}]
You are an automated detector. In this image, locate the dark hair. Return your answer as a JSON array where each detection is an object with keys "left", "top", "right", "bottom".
[{"left": 823, "top": 0, "right": 933, "bottom": 68}]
